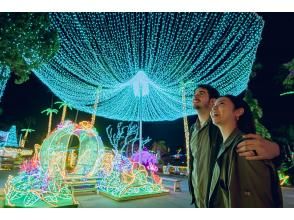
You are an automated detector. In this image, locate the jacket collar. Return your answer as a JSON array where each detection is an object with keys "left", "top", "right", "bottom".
[
  {"left": 208, "top": 128, "right": 243, "bottom": 205},
  {"left": 216, "top": 128, "right": 241, "bottom": 159}
]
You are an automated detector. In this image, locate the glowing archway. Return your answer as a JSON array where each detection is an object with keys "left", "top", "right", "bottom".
[{"left": 39, "top": 121, "right": 104, "bottom": 177}]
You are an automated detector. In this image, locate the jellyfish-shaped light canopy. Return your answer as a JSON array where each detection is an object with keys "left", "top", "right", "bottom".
[{"left": 34, "top": 13, "right": 264, "bottom": 121}]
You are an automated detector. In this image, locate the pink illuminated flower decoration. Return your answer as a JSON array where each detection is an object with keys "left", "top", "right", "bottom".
[
  {"left": 20, "top": 159, "right": 40, "bottom": 175},
  {"left": 131, "top": 149, "right": 158, "bottom": 172}
]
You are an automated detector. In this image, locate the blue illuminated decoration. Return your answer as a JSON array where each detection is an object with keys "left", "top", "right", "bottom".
[
  {"left": 0, "top": 66, "right": 10, "bottom": 102},
  {"left": 0, "top": 125, "right": 18, "bottom": 148},
  {"left": 34, "top": 13, "right": 264, "bottom": 121}
]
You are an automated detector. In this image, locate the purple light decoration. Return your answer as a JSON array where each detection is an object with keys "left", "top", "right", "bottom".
[{"left": 131, "top": 149, "right": 158, "bottom": 172}]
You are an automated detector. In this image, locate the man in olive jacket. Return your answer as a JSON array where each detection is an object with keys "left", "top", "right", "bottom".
[{"left": 188, "top": 84, "right": 282, "bottom": 208}]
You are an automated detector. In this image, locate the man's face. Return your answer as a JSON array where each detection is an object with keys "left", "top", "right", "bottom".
[{"left": 193, "top": 88, "right": 211, "bottom": 110}]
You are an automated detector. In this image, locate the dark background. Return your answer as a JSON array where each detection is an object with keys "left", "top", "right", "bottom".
[{"left": 0, "top": 12, "right": 293, "bottom": 154}]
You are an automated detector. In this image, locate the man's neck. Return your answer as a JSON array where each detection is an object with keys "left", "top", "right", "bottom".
[
  {"left": 197, "top": 110, "right": 211, "bottom": 127},
  {"left": 218, "top": 123, "right": 237, "bottom": 143}
]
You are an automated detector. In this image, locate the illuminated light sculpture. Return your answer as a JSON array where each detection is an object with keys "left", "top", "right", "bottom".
[
  {"left": 131, "top": 148, "right": 158, "bottom": 173},
  {"left": 278, "top": 170, "right": 290, "bottom": 186},
  {"left": 41, "top": 108, "right": 58, "bottom": 137},
  {"left": 106, "top": 122, "right": 151, "bottom": 157},
  {"left": 0, "top": 66, "right": 10, "bottom": 102},
  {"left": 4, "top": 159, "right": 78, "bottom": 208},
  {"left": 98, "top": 123, "right": 168, "bottom": 201},
  {"left": 20, "top": 128, "right": 35, "bottom": 148},
  {"left": 0, "top": 125, "right": 19, "bottom": 148},
  {"left": 4, "top": 120, "right": 105, "bottom": 207},
  {"left": 54, "top": 101, "right": 73, "bottom": 124},
  {"left": 98, "top": 160, "right": 167, "bottom": 201},
  {"left": 39, "top": 120, "right": 104, "bottom": 178},
  {"left": 33, "top": 13, "right": 264, "bottom": 122}
]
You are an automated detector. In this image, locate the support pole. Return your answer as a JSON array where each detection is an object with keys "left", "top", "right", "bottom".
[
  {"left": 181, "top": 83, "right": 190, "bottom": 174},
  {"left": 139, "top": 89, "right": 143, "bottom": 163}
]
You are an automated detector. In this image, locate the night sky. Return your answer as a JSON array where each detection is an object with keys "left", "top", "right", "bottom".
[{"left": 0, "top": 12, "right": 293, "bottom": 153}]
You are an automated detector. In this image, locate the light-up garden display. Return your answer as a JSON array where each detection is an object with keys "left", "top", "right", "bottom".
[
  {"left": 2, "top": 12, "right": 266, "bottom": 206},
  {"left": 4, "top": 159, "right": 78, "bottom": 208},
  {"left": 97, "top": 123, "right": 168, "bottom": 201},
  {"left": 98, "top": 158, "right": 167, "bottom": 201},
  {"left": 4, "top": 120, "right": 105, "bottom": 207}
]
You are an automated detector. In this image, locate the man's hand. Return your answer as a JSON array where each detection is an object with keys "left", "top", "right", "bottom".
[{"left": 236, "top": 134, "right": 280, "bottom": 160}]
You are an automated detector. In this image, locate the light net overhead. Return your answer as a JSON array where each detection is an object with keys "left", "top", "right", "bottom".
[{"left": 34, "top": 13, "right": 264, "bottom": 121}]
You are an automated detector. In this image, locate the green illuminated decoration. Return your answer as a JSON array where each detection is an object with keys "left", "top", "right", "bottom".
[
  {"left": 97, "top": 152, "right": 168, "bottom": 201},
  {"left": 4, "top": 120, "right": 105, "bottom": 208},
  {"left": 4, "top": 160, "right": 77, "bottom": 208},
  {"left": 97, "top": 123, "right": 168, "bottom": 201},
  {"left": 39, "top": 120, "right": 104, "bottom": 177}
]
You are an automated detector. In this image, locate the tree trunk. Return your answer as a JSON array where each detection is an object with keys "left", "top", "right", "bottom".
[
  {"left": 61, "top": 105, "right": 67, "bottom": 123},
  {"left": 21, "top": 130, "right": 29, "bottom": 148},
  {"left": 24, "top": 130, "right": 29, "bottom": 140},
  {"left": 48, "top": 113, "right": 52, "bottom": 137}
]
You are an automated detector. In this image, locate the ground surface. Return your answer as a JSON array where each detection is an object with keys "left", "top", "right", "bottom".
[{"left": 0, "top": 170, "right": 293, "bottom": 208}]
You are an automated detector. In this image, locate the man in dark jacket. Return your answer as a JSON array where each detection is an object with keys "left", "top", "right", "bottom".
[{"left": 189, "top": 84, "right": 282, "bottom": 208}]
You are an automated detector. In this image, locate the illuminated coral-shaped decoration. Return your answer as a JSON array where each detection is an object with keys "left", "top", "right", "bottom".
[
  {"left": 98, "top": 122, "right": 167, "bottom": 201},
  {"left": 98, "top": 155, "right": 168, "bottom": 201}
]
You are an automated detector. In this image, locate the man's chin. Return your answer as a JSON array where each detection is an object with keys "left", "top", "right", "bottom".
[{"left": 194, "top": 105, "right": 201, "bottom": 110}]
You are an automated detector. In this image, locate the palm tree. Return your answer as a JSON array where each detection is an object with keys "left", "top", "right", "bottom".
[
  {"left": 55, "top": 101, "right": 72, "bottom": 124},
  {"left": 41, "top": 108, "right": 58, "bottom": 137},
  {"left": 20, "top": 128, "right": 35, "bottom": 148}
]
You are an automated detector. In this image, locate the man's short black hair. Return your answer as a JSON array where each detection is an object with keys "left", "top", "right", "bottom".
[{"left": 194, "top": 84, "right": 220, "bottom": 99}]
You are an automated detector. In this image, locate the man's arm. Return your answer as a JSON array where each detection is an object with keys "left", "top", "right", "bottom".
[{"left": 236, "top": 134, "right": 280, "bottom": 160}]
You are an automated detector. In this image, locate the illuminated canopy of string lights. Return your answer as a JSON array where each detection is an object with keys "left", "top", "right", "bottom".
[{"left": 33, "top": 13, "right": 264, "bottom": 121}]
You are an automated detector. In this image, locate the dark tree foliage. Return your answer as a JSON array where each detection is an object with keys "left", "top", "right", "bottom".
[
  {"left": 243, "top": 63, "right": 272, "bottom": 139},
  {"left": 243, "top": 89, "right": 272, "bottom": 140},
  {"left": 0, "top": 13, "right": 59, "bottom": 84},
  {"left": 282, "top": 58, "right": 294, "bottom": 92}
]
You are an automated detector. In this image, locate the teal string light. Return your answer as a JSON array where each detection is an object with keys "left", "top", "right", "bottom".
[
  {"left": 34, "top": 13, "right": 264, "bottom": 121},
  {"left": 5, "top": 125, "right": 18, "bottom": 147},
  {"left": 0, "top": 66, "right": 10, "bottom": 102}
]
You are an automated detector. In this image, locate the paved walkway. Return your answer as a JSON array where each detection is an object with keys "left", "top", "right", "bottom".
[{"left": 0, "top": 171, "right": 293, "bottom": 208}]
